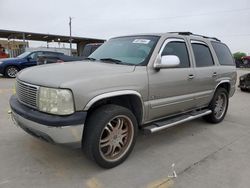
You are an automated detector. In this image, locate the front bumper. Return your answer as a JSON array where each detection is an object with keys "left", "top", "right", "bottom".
[
  {"left": 238, "top": 83, "right": 250, "bottom": 89},
  {"left": 10, "top": 95, "right": 87, "bottom": 147}
]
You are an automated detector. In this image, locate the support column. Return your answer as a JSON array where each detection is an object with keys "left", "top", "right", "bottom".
[{"left": 22, "top": 33, "right": 26, "bottom": 51}]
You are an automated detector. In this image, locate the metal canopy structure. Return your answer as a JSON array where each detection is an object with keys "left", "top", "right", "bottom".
[
  {"left": 0, "top": 29, "right": 104, "bottom": 43},
  {"left": 0, "top": 29, "right": 105, "bottom": 56}
]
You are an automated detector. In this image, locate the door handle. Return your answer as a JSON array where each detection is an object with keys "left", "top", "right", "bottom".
[
  {"left": 212, "top": 72, "right": 217, "bottom": 77},
  {"left": 188, "top": 74, "right": 195, "bottom": 79}
]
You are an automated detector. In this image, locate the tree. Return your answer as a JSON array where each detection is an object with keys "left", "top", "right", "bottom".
[{"left": 233, "top": 52, "right": 247, "bottom": 61}]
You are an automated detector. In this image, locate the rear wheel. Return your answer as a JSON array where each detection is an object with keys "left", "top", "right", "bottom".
[
  {"left": 83, "top": 104, "right": 138, "bottom": 168},
  {"left": 203, "top": 88, "right": 229, "bottom": 123},
  {"left": 5, "top": 66, "right": 19, "bottom": 78}
]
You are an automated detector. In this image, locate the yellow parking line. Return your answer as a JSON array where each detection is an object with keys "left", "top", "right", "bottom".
[
  {"left": 0, "top": 88, "right": 13, "bottom": 94},
  {"left": 86, "top": 178, "right": 102, "bottom": 188},
  {"left": 147, "top": 178, "right": 174, "bottom": 188}
]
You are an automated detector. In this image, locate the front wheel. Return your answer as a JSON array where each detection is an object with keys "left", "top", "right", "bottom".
[
  {"left": 203, "top": 88, "right": 229, "bottom": 124},
  {"left": 83, "top": 104, "right": 138, "bottom": 168},
  {"left": 5, "top": 66, "right": 19, "bottom": 78}
]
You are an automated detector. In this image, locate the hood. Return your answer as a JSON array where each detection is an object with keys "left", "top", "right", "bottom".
[
  {"left": 0, "top": 57, "right": 23, "bottom": 63},
  {"left": 17, "top": 61, "right": 136, "bottom": 87}
]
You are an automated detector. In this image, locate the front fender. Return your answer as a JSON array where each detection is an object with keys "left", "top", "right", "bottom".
[{"left": 84, "top": 90, "right": 143, "bottom": 111}]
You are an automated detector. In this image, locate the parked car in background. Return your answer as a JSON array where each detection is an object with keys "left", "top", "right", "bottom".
[
  {"left": 241, "top": 56, "right": 250, "bottom": 68},
  {"left": 82, "top": 43, "right": 102, "bottom": 57},
  {"left": 37, "top": 54, "right": 85, "bottom": 65},
  {"left": 0, "top": 51, "right": 64, "bottom": 78},
  {"left": 37, "top": 43, "right": 103, "bottom": 65},
  {"left": 239, "top": 73, "right": 250, "bottom": 91}
]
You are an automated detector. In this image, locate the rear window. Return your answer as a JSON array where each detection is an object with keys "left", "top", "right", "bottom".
[{"left": 211, "top": 42, "right": 235, "bottom": 66}]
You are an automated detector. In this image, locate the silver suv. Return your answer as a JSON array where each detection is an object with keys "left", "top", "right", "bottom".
[{"left": 10, "top": 32, "right": 237, "bottom": 168}]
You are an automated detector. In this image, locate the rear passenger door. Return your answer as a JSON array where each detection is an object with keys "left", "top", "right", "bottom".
[{"left": 190, "top": 40, "right": 218, "bottom": 107}]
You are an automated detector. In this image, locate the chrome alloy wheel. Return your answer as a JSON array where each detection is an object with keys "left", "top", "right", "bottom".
[
  {"left": 99, "top": 115, "right": 134, "bottom": 162},
  {"left": 7, "top": 67, "right": 18, "bottom": 78},
  {"left": 214, "top": 92, "right": 227, "bottom": 120}
]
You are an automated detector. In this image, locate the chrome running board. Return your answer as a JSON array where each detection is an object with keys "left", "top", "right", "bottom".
[{"left": 143, "top": 109, "right": 212, "bottom": 134}]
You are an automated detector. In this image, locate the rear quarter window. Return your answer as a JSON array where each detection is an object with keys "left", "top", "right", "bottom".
[{"left": 211, "top": 42, "right": 235, "bottom": 66}]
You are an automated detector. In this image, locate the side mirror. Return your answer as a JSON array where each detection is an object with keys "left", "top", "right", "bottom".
[
  {"left": 154, "top": 55, "right": 180, "bottom": 69},
  {"left": 27, "top": 56, "right": 32, "bottom": 61}
]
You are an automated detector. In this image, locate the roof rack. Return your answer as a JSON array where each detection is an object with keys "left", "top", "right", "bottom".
[{"left": 168, "top": 32, "right": 221, "bottom": 42}]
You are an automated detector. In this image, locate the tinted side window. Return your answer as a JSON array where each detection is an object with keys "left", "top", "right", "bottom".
[
  {"left": 29, "top": 52, "right": 43, "bottom": 60},
  {"left": 43, "top": 52, "right": 57, "bottom": 56},
  {"left": 211, "top": 42, "right": 235, "bottom": 66},
  {"left": 192, "top": 43, "right": 214, "bottom": 67},
  {"left": 161, "top": 41, "right": 190, "bottom": 68}
]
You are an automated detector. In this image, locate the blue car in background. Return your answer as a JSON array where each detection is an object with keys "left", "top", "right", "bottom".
[{"left": 0, "top": 51, "right": 64, "bottom": 78}]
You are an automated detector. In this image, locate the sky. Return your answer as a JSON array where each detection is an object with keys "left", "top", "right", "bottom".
[{"left": 0, "top": 0, "right": 250, "bottom": 53}]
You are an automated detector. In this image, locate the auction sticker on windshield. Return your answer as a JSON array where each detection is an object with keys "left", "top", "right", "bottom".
[{"left": 132, "top": 39, "right": 151, "bottom": 44}]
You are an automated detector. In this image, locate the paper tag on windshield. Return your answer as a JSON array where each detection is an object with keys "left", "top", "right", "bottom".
[{"left": 132, "top": 39, "right": 150, "bottom": 44}]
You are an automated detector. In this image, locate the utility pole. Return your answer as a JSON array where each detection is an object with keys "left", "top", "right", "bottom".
[{"left": 69, "top": 17, "right": 72, "bottom": 56}]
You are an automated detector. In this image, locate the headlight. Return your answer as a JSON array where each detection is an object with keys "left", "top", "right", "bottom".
[
  {"left": 240, "top": 77, "right": 245, "bottom": 81},
  {"left": 38, "top": 87, "right": 74, "bottom": 115},
  {"left": 0, "top": 61, "right": 3, "bottom": 65}
]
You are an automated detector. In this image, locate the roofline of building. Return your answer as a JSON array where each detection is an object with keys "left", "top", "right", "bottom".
[{"left": 0, "top": 29, "right": 105, "bottom": 43}]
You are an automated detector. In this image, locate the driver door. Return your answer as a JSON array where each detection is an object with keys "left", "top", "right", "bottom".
[
  {"left": 148, "top": 38, "right": 196, "bottom": 120},
  {"left": 22, "top": 51, "right": 43, "bottom": 68}
]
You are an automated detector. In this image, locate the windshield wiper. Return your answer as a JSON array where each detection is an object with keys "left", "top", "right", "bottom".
[
  {"left": 84, "top": 57, "right": 97, "bottom": 61},
  {"left": 99, "top": 58, "right": 135, "bottom": 66},
  {"left": 100, "top": 58, "right": 122, "bottom": 63}
]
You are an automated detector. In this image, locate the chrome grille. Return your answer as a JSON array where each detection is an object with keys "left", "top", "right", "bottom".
[{"left": 16, "top": 80, "right": 39, "bottom": 109}]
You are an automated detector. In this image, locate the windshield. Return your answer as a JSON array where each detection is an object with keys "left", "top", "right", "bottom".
[
  {"left": 17, "top": 52, "right": 32, "bottom": 58},
  {"left": 89, "top": 36, "right": 159, "bottom": 65}
]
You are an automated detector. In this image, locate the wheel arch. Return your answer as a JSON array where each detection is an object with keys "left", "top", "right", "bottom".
[
  {"left": 215, "top": 80, "right": 231, "bottom": 94},
  {"left": 4, "top": 64, "right": 20, "bottom": 71},
  {"left": 84, "top": 90, "right": 145, "bottom": 125}
]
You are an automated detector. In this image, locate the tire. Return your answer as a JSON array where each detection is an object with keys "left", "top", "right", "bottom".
[
  {"left": 5, "top": 66, "right": 19, "bottom": 78},
  {"left": 203, "top": 88, "right": 229, "bottom": 124},
  {"left": 82, "top": 104, "right": 138, "bottom": 168}
]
